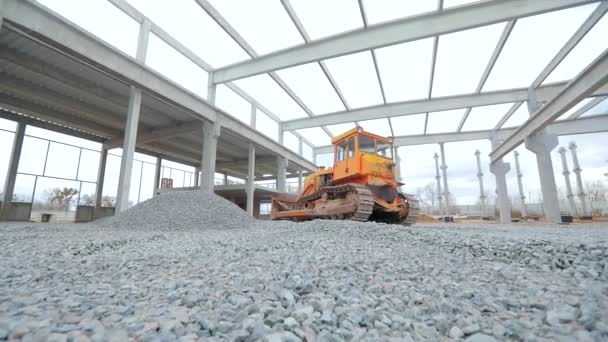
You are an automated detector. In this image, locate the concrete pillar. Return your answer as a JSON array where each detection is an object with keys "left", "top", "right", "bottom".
[
  {"left": 490, "top": 161, "right": 512, "bottom": 224},
  {"left": 277, "top": 157, "right": 287, "bottom": 193},
  {"left": 394, "top": 147, "right": 402, "bottom": 183},
  {"left": 297, "top": 169, "right": 303, "bottom": 193},
  {"left": 115, "top": 86, "right": 143, "bottom": 213},
  {"left": 194, "top": 167, "right": 200, "bottom": 188},
  {"left": 114, "top": 19, "right": 149, "bottom": 213},
  {"left": 490, "top": 137, "right": 511, "bottom": 224},
  {"left": 223, "top": 174, "right": 228, "bottom": 185},
  {"left": 525, "top": 130, "right": 561, "bottom": 223},
  {"left": 569, "top": 142, "right": 588, "bottom": 216},
  {"left": 0, "top": 122, "right": 26, "bottom": 221},
  {"left": 94, "top": 147, "right": 108, "bottom": 214},
  {"left": 433, "top": 153, "right": 443, "bottom": 216},
  {"left": 250, "top": 102, "right": 256, "bottom": 128},
  {"left": 153, "top": 156, "right": 161, "bottom": 191},
  {"left": 200, "top": 120, "right": 220, "bottom": 192},
  {"left": 474, "top": 150, "right": 486, "bottom": 218},
  {"left": 513, "top": 150, "right": 528, "bottom": 217},
  {"left": 558, "top": 147, "right": 577, "bottom": 216},
  {"left": 439, "top": 142, "right": 450, "bottom": 218},
  {"left": 208, "top": 73, "right": 216, "bottom": 104},
  {"left": 246, "top": 143, "right": 255, "bottom": 216}
]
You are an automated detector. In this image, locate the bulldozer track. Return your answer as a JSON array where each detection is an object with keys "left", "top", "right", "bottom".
[
  {"left": 296, "top": 183, "right": 374, "bottom": 222},
  {"left": 400, "top": 193, "right": 419, "bottom": 226}
]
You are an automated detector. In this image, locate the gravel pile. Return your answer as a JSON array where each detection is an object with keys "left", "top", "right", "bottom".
[
  {"left": 1, "top": 209, "right": 607, "bottom": 341},
  {"left": 99, "top": 191, "right": 255, "bottom": 230}
]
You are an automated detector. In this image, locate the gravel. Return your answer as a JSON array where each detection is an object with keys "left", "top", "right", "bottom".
[{"left": 1, "top": 191, "right": 607, "bottom": 341}]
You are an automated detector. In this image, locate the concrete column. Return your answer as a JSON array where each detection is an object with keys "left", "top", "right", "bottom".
[
  {"left": 250, "top": 103, "right": 256, "bottom": 128},
  {"left": 433, "top": 153, "right": 443, "bottom": 216},
  {"left": 525, "top": 130, "right": 561, "bottom": 223},
  {"left": 200, "top": 120, "right": 220, "bottom": 192},
  {"left": 94, "top": 147, "right": 108, "bottom": 214},
  {"left": 490, "top": 137, "right": 511, "bottom": 224},
  {"left": 569, "top": 142, "right": 588, "bottom": 216},
  {"left": 277, "top": 157, "right": 287, "bottom": 193},
  {"left": 223, "top": 174, "right": 228, "bottom": 185},
  {"left": 115, "top": 86, "right": 143, "bottom": 213},
  {"left": 439, "top": 142, "right": 450, "bottom": 217},
  {"left": 194, "top": 167, "right": 200, "bottom": 188},
  {"left": 474, "top": 150, "right": 486, "bottom": 218},
  {"left": 558, "top": 147, "right": 577, "bottom": 216},
  {"left": 136, "top": 19, "right": 151, "bottom": 62},
  {"left": 513, "top": 150, "right": 528, "bottom": 217},
  {"left": 208, "top": 73, "right": 216, "bottom": 104},
  {"left": 1, "top": 122, "right": 26, "bottom": 221},
  {"left": 394, "top": 147, "right": 402, "bottom": 183},
  {"left": 297, "top": 169, "right": 303, "bottom": 193},
  {"left": 114, "top": 19, "right": 149, "bottom": 213},
  {"left": 153, "top": 156, "right": 161, "bottom": 191},
  {"left": 246, "top": 143, "right": 256, "bottom": 216}
]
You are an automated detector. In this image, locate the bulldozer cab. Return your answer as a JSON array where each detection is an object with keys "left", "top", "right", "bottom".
[{"left": 332, "top": 128, "right": 395, "bottom": 181}]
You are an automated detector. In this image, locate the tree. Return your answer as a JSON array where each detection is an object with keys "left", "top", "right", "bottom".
[
  {"left": 79, "top": 194, "right": 95, "bottom": 206},
  {"left": 585, "top": 180, "right": 607, "bottom": 216},
  {"left": 45, "top": 187, "right": 79, "bottom": 210},
  {"left": 416, "top": 182, "right": 437, "bottom": 214},
  {"left": 101, "top": 195, "right": 116, "bottom": 208}
]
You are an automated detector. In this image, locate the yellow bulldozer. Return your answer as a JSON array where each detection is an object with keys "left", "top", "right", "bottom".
[{"left": 271, "top": 128, "right": 418, "bottom": 225}]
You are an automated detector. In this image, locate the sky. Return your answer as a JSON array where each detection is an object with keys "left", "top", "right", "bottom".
[{"left": 2, "top": 0, "right": 607, "bottom": 208}]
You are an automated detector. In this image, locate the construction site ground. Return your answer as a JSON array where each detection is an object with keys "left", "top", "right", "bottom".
[{"left": 0, "top": 191, "right": 606, "bottom": 341}]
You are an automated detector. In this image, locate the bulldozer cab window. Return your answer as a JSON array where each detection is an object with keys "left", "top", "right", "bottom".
[
  {"left": 336, "top": 141, "right": 346, "bottom": 162},
  {"left": 359, "top": 135, "right": 376, "bottom": 154},
  {"left": 347, "top": 137, "right": 355, "bottom": 158},
  {"left": 377, "top": 142, "right": 393, "bottom": 159}
]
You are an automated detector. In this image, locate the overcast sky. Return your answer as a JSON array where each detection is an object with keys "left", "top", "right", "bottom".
[{"left": 1, "top": 0, "right": 607, "bottom": 207}]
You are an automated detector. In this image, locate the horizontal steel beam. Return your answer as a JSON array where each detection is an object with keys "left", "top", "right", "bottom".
[
  {"left": 213, "top": 0, "right": 596, "bottom": 83},
  {"left": 313, "top": 114, "right": 608, "bottom": 152},
  {"left": 490, "top": 49, "right": 608, "bottom": 162},
  {"left": 283, "top": 82, "right": 608, "bottom": 130}
]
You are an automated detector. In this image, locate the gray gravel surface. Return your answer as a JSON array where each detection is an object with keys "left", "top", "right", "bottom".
[{"left": 1, "top": 191, "right": 607, "bottom": 341}]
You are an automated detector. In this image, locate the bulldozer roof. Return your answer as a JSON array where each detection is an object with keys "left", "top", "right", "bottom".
[{"left": 331, "top": 127, "right": 392, "bottom": 145}]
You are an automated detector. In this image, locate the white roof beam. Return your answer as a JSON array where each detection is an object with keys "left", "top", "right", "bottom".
[
  {"left": 567, "top": 95, "right": 607, "bottom": 119},
  {"left": 457, "top": 20, "right": 515, "bottom": 132},
  {"left": 358, "top": 0, "right": 387, "bottom": 106},
  {"left": 532, "top": 1, "right": 608, "bottom": 88},
  {"left": 315, "top": 114, "right": 608, "bottom": 151},
  {"left": 283, "top": 81, "right": 608, "bottom": 130},
  {"left": 280, "top": 0, "right": 341, "bottom": 137},
  {"left": 212, "top": 0, "right": 597, "bottom": 83},
  {"left": 194, "top": 0, "right": 332, "bottom": 140},
  {"left": 491, "top": 49, "right": 608, "bottom": 162},
  {"left": 494, "top": 101, "right": 524, "bottom": 130}
]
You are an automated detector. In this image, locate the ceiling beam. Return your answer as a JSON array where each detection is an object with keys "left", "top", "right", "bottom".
[
  {"left": 103, "top": 122, "right": 201, "bottom": 150},
  {"left": 282, "top": 81, "right": 608, "bottom": 130},
  {"left": 490, "top": 49, "right": 608, "bottom": 162},
  {"left": 212, "top": 0, "right": 597, "bottom": 83}
]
